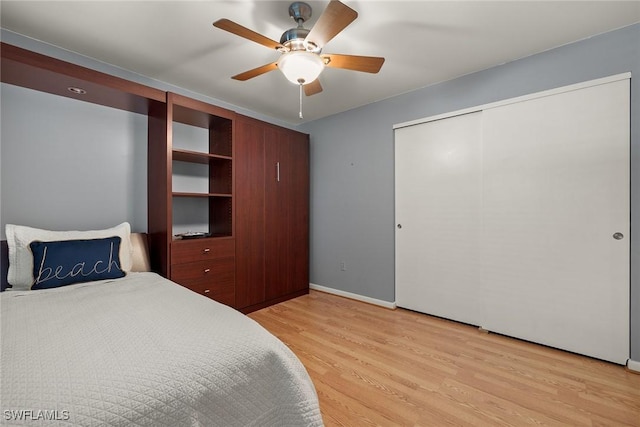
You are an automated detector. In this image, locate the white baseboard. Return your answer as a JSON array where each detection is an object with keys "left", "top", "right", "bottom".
[
  {"left": 309, "top": 283, "right": 397, "bottom": 309},
  {"left": 627, "top": 359, "right": 640, "bottom": 373}
]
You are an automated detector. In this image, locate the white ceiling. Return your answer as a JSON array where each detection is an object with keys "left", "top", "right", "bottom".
[{"left": 1, "top": 1, "right": 639, "bottom": 124}]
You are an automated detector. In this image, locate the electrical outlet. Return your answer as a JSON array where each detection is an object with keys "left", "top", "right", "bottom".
[{"left": 340, "top": 261, "right": 346, "bottom": 271}]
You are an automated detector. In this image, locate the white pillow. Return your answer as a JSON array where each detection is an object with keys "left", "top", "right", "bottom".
[{"left": 6, "top": 222, "right": 133, "bottom": 291}]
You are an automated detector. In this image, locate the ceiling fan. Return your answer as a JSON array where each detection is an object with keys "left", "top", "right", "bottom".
[{"left": 212, "top": 0, "right": 385, "bottom": 98}]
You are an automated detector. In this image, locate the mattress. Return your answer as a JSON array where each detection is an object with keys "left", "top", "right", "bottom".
[{"left": 0, "top": 273, "right": 323, "bottom": 426}]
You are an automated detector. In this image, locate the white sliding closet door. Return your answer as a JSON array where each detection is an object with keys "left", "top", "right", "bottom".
[
  {"left": 481, "top": 79, "right": 630, "bottom": 364},
  {"left": 395, "top": 76, "right": 630, "bottom": 364},
  {"left": 395, "top": 112, "right": 483, "bottom": 325}
]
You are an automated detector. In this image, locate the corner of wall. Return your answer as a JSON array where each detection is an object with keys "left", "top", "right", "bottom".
[
  {"left": 309, "top": 283, "right": 396, "bottom": 309},
  {"left": 627, "top": 359, "right": 640, "bottom": 373}
]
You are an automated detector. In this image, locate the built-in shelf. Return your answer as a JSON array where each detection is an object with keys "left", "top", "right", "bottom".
[
  {"left": 172, "top": 148, "right": 232, "bottom": 164},
  {"left": 172, "top": 192, "right": 232, "bottom": 198},
  {"left": 172, "top": 235, "right": 234, "bottom": 242},
  {"left": 148, "top": 92, "right": 235, "bottom": 278}
]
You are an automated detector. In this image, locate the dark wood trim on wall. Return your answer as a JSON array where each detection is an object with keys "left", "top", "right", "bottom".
[{"left": 0, "top": 42, "right": 164, "bottom": 114}]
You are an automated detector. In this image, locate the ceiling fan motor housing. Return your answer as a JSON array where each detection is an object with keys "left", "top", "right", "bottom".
[
  {"left": 281, "top": 2, "right": 320, "bottom": 53},
  {"left": 280, "top": 27, "right": 319, "bottom": 52}
]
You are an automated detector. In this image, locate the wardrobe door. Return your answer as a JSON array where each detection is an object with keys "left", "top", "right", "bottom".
[
  {"left": 235, "top": 117, "right": 266, "bottom": 308},
  {"left": 395, "top": 112, "right": 484, "bottom": 326},
  {"left": 288, "top": 130, "right": 310, "bottom": 294},
  {"left": 481, "top": 79, "right": 630, "bottom": 364},
  {"left": 264, "top": 127, "right": 310, "bottom": 300},
  {"left": 265, "top": 126, "right": 292, "bottom": 300}
]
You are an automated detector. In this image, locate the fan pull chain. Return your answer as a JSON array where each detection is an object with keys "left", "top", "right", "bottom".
[{"left": 298, "top": 79, "right": 304, "bottom": 119}]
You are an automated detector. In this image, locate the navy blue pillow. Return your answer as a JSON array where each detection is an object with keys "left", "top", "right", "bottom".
[{"left": 30, "top": 237, "right": 125, "bottom": 290}]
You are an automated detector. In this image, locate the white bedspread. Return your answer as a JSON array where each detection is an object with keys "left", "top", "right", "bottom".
[{"left": 0, "top": 273, "right": 323, "bottom": 426}]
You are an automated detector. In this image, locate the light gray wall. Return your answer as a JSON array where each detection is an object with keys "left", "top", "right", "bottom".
[
  {"left": 300, "top": 24, "right": 640, "bottom": 360},
  {"left": 1, "top": 83, "right": 148, "bottom": 236}
]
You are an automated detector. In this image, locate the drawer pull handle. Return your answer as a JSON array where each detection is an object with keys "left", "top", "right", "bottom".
[
  {"left": 204, "top": 268, "right": 211, "bottom": 274},
  {"left": 203, "top": 248, "right": 211, "bottom": 253},
  {"left": 204, "top": 289, "right": 210, "bottom": 294}
]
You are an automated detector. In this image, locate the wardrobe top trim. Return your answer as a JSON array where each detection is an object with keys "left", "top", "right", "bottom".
[
  {"left": 393, "top": 72, "right": 631, "bottom": 130},
  {"left": 1, "top": 42, "right": 166, "bottom": 115}
]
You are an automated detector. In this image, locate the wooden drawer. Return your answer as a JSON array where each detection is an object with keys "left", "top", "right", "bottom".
[
  {"left": 183, "top": 279, "right": 235, "bottom": 307},
  {"left": 174, "top": 277, "right": 235, "bottom": 307},
  {"left": 171, "top": 259, "right": 234, "bottom": 285},
  {"left": 171, "top": 259, "right": 235, "bottom": 306},
  {"left": 171, "top": 237, "right": 234, "bottom": 265}
]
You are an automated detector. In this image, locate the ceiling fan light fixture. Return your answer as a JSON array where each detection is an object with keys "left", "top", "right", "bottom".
[{"left": 277, "top": 51, "right": 324, "bottom": 85}]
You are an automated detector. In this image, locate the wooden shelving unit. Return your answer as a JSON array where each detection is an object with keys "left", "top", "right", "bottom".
[{"left": 148, "top": 91, "right": 236, "bottom": 306}]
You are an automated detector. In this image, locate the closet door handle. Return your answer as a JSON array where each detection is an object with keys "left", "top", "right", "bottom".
[{"left": 276, "top": 162, "right": 280, "bottom": 182}]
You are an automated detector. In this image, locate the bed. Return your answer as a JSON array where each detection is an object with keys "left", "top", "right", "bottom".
[{"left": 0, "top": 225, "right": 322, "bottom": 426}]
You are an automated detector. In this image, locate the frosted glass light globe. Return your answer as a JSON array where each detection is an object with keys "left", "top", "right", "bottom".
[{"left": 277, "top": 51, "right": 324, "bottom": 85}]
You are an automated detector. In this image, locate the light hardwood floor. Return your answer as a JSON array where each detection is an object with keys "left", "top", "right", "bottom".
[{"left": 249, "top": 290, "right": 640, "bottom": 426}]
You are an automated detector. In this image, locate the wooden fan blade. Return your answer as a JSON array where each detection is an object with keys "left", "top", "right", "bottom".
[
  {"left": 322, "top": 54, "right": 385, "bottom": 73},
  {"left": 213, "top": 19, "right": 283, "bottom": 50},
  {"left": 304, "top": 79, "right": 323, "bottom": 96},
  {"left": 232, "top": 62, "right": 278, "bottom": 81},
  {"left": 305, "top": 1, "right": 358, "bottom": 49}
]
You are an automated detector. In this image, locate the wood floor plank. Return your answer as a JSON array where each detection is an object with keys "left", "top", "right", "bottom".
[{"left": 249, "top": 291, "right": 640, "bottom": 426}]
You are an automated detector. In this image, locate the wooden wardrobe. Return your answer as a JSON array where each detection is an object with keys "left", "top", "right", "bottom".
[
  {"left": 148, "top": 105, "right": 309, "bottom": 313},
  {"left": 235, "top": 115, "right": 310, "bottom": 313}
]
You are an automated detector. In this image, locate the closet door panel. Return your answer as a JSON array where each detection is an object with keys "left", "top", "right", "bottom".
[
  {"left": 235, "top": 119, "right": 266, "bottom": 308},
  {"left": 287, "top": 130, "right": 310, "bottom": 294},
  {"left": 263, "top": 128, "right": 309, "bottom": 299},
  {"left": 481, "top": 79, "right": 630, "bottom": 363},
  {"left": 265, "top": 127, "right": 292, "bottom": 300},
  {"left": 395, "top": 112, "right": 483, "bottom": 326}
]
